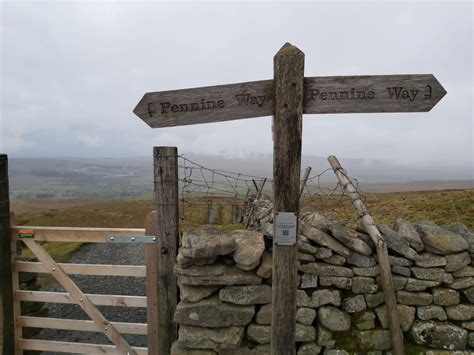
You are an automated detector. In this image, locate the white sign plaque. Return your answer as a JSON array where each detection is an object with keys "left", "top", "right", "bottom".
[{"left": 274, "top": 212, "right": 297, "bottom": 246}]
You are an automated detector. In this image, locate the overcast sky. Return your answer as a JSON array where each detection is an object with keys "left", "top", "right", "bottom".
[{"left": 1, "top": 1, "right": 472, "bottom": 170}]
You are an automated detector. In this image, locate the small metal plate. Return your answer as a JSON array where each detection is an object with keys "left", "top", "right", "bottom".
[
  {"left": 274, "top": 212, "right": 297, "bottom": 246},
  {"left": 18, "top": 229, "right": 35, "bottom": 239},
  {"left": 106, "top": 235, "right": 157, "bottom": 244}
]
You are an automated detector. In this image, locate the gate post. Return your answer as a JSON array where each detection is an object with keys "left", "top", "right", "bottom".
[
  {"left": 153, "top": 146, "right": 179, "bottom": 355},
  {"left": 271, "top": 43, "right": 304, "bottom": 355},
  {"left": 0, "top": 154, "right": 15, "bottom": 354}
]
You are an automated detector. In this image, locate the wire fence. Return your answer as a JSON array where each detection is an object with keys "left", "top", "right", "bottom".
[{"left": 176, "top": 154, "right": 469, "bottom": 229}]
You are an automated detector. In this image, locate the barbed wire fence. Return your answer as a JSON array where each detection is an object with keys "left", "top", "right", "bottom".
[{"left": 176, "top": 154, "right": 466, "bottom": 229}]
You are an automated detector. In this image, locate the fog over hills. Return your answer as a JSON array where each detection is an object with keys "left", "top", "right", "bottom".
[{"left": 8, "top": 154, "right": 473, "bottom": 199}]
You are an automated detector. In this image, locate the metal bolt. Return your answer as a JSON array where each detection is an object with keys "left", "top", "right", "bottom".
[
  {"left": 110, "top": 236, "right": 114, "bottom": 241},
  {"left": 51, "top": 267, "right": 56, "bottom": 271},
  {"left": 153, "top": 237, "right": 157, "bottom": 242},
  {"left": 79, "top": 298, "right": 83, "bottom": 302},
  {"left": 104, "top": 326, "right": 108, "bottom": 331},
  {"left": 131, "top": 237, "right": 136, "bottom": 242}
]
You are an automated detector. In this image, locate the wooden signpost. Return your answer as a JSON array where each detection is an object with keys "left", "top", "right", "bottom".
[{"left": 133, "top": 43, "right": 446, "bottom": 355}]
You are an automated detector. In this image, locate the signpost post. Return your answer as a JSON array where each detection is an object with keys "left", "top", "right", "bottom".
[{"left": 133, "top": 43, "right": 446, "bottom": 355}]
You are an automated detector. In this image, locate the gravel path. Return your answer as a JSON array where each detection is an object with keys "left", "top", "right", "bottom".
[{"left": 34, "top": 242, "right": 148, "bottom": 353}]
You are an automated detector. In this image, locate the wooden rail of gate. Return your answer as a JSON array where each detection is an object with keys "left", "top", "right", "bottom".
[{"left": 9, "top": 225, "right": 158, "bottom": 355}]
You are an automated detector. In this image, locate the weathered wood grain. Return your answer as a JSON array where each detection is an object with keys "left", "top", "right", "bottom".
[
  {"left": 328, "top": 155, "right": 405, "bottom": 355},
  {"left": 133, "top": 74, "right": 446, "bottom": 128},
  {"left": 304, "top": 74, "right": 446, "bottom": 114},
  {"left": 271, "top": 43, "right": 304, "bottom": 355},
  {"left": 0, "top": 154, "right": 15, "bottom": 355},
  {"left": 134, "top": 80, "right": 273, "bottom": 128},
  {"left": 154, "top": 147, "right": 179, "bottom": 355}
]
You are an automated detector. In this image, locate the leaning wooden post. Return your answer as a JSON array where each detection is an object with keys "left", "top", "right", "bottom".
[
  {"left": 0, "top": 154, "right": 15, "bottom": 354},
  {"left": 271, "top": 43, "right": 304, "bottom": 355},
  {"left": 299, "top": 166, "right": 312, "bottom": 200},
  {"left": 327, "top": 155, "right": 405, "bottom": 355},
  {"left": 153, "top": 147, "right": 179, "bottom": 355}
]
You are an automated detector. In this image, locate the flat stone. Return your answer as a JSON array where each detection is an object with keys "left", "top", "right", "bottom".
[
  {"left": 179, "top": 283, "right": 219, "bottom": 303},
  {"left": 445, "top": 252, "right": 471, "bottom": 272},
  {"left": 318, "top": 306, "right": 351, "bottom": 331},
  {"left": 295, "top": 324, "right": 317, "bottom": 342},
  {"left": 219, "top": 285, "right": 271, "bottom": 305},
  {"left": 394, "top": 218, "right": 424, "bottom": 252},
  {"left": 246, "top": 324, "right": 271, "bottom": 344},
  {"left": 182, "top": 226, "right": 235, "bottom": 258},
  {"left": 417, "top": 305, "right": 447, "bottom": 320},
  {"left": 433, "top": 288, "right": 460, "bottom": 306},
  {"left": 469, "top": 332, "right": 474, "bottom": 348},
  {"left": 416, "top": 221, "right": 469, "bottom": 255},
  {"left": 446, "top": 305, "right": 474, "bottom": 321},
  {"left": 176, "top": 264, "right": 262, "bottom": 286},
  {"left": 298, "top": 262, "right": 353, "bottom": 277},
  {"left": 416, "top": 253, "right": 447, "bottom": 268},
  {"left": 329, "top": 225, "right": 373, "bottom": 256},
  {"left": 324, "top": 350, "right": 349, "bottom": 355},
  {"left": 453, "top": 266, "right": 474, "bottom": 278},
  {"left": 391, "top": 265, "right": 411, "bottom": 277},
  {"left": 256, "top": 251, "right": 272, "bottom": 278},
  {"left": 171, "top": 342, "right": 217, "bottom": 354},
  {"left": 411, "top": 267, "right": 453, "bottom": 284},
  {"left": 463, "top": 287, "right": 474, "bottom": 303},
  {"left": 405, "top": 278, "right": 440, "bottom": 292},
  {"left": 319, "top": 276, "right": 352, "bottom": 289},
  {"left": 354, "top": 329, "right": 391, "bottom": 351},
  {"left": 301, "top": 212, "right": 339, "bottom": 231},
  {"left": 462, "top": 322, "right": 474, "bottom": 331},
  {"left": 356, "top": 232, "right": 376, "bottom": 251},
  {"left": 296, "top": 307, "right": 317, "bottom": 325},
  {"left": 378, "top": 224, "right": 420, "bottom": 260},
  {"left": 300, "top": 222, "right": 350, "bottom": 257},
  {"left": 397, "top": 290, "right": 433, "bottom": 305},
  {"left": 298, "top": 252, "right": 315, "bottom": 262},
  {"left": 321, "top": 254, "right": 347, "bottom": 266},
  {"left": 177, "top": 249, "right": 217, "bottom": 268},
  {"left": 255, "top": 304, "right": 272, "bottom": 325},
  {"left": 354, "top": 310, "right": 376, "bottom": 330},
  {"left": 347, "top": 251, "right": 376, "bottom": 268},
  {"left": 311, "top": 289, "right": 341, "bottom": 307},
  {"left": 297, "top": 290, "right": 311, "bottom": 307},
  {"left": 300, "top": 273, "right": 318, "bottom": 289},
  {"left": 352, "top": 277, "right": 378, "bottom": 294},
  {"left": 174, "top": 296, "right": 255, "bottom": 327},
  {"left": 450, "top": 277, "right": 474, "bottom": 289},
  {"left": 178, "top": 325, "right": 244, "bottom": 350},
  {"left": 389, "top": 255, "right": 413, "bottom": 267},
  {"left": 315, "top": 247, "right": 333, "bottom": 259},
  {"left": 446, "top": 222, "right": 474, "bottom": 253},
  {"left": 375, "top": 304, "right": 415, "bottom": 331},
  {"left": 219, "top": 345, "right": 271, "bottom": 355},
  {"left": 410, "top": 320, "right": 468, "bottom": 350},
  {"left": 365, "top": 292, "right": 385, "bottom": 308},
  {"left": 343, "top": 295, "right": 367, "bottom": 313},
  {"left": 232, "top": 230, "right": 265, "bottom": 270},
  {"left": 297, "top": 343, "right": 322, "bottom": 355},
  {"left": 317, "top": 324, "right": 335, "bottom": 347},
  {"left": 353, "top": 266, "right": 380, "bottom": 277}
]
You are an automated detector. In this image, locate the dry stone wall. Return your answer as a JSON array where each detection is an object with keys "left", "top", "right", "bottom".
[{"left": 172, "top": 196, "right": 474, "bottom": 354}]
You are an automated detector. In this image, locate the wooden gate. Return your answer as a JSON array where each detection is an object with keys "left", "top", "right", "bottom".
[{"left": 10, "top": 224, "right": 158, "bottom": 355}]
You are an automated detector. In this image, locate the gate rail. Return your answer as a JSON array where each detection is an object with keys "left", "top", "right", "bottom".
[{"left": 10, "top": 225, "right": 156, "bottom": 355}]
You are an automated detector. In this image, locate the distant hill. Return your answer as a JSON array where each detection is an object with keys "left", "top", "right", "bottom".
[{"left": 7, "top": 154, "right": 473, "bottom": 199}]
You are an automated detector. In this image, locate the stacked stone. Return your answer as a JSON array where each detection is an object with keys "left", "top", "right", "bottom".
[{"left": 173, "top": 197, "right": 474, "bottom": 354}]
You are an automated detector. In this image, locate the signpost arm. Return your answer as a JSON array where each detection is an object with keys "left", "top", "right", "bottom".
[
  {"left": 154, "top": 146, "right": 179, "bottom": 355},
  {"left": 271, "top": 43, "right": 304, "bottom": 355}
]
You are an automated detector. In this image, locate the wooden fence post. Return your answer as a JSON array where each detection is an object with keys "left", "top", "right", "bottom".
[
  {"left": 153, "top": 147, "right": 179, "bottom": 355},
  {"left": 271, "top": 43, "right": 304, "bottom": 355},
  {"left": 299, "top": 166, "right": 312, "bottom": 200},
  {"left": 0, "top": 154, "right": 15, "bottom": 354},
  {"left": 327, "top": 155, "right": 405, "bottom": 355}
]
